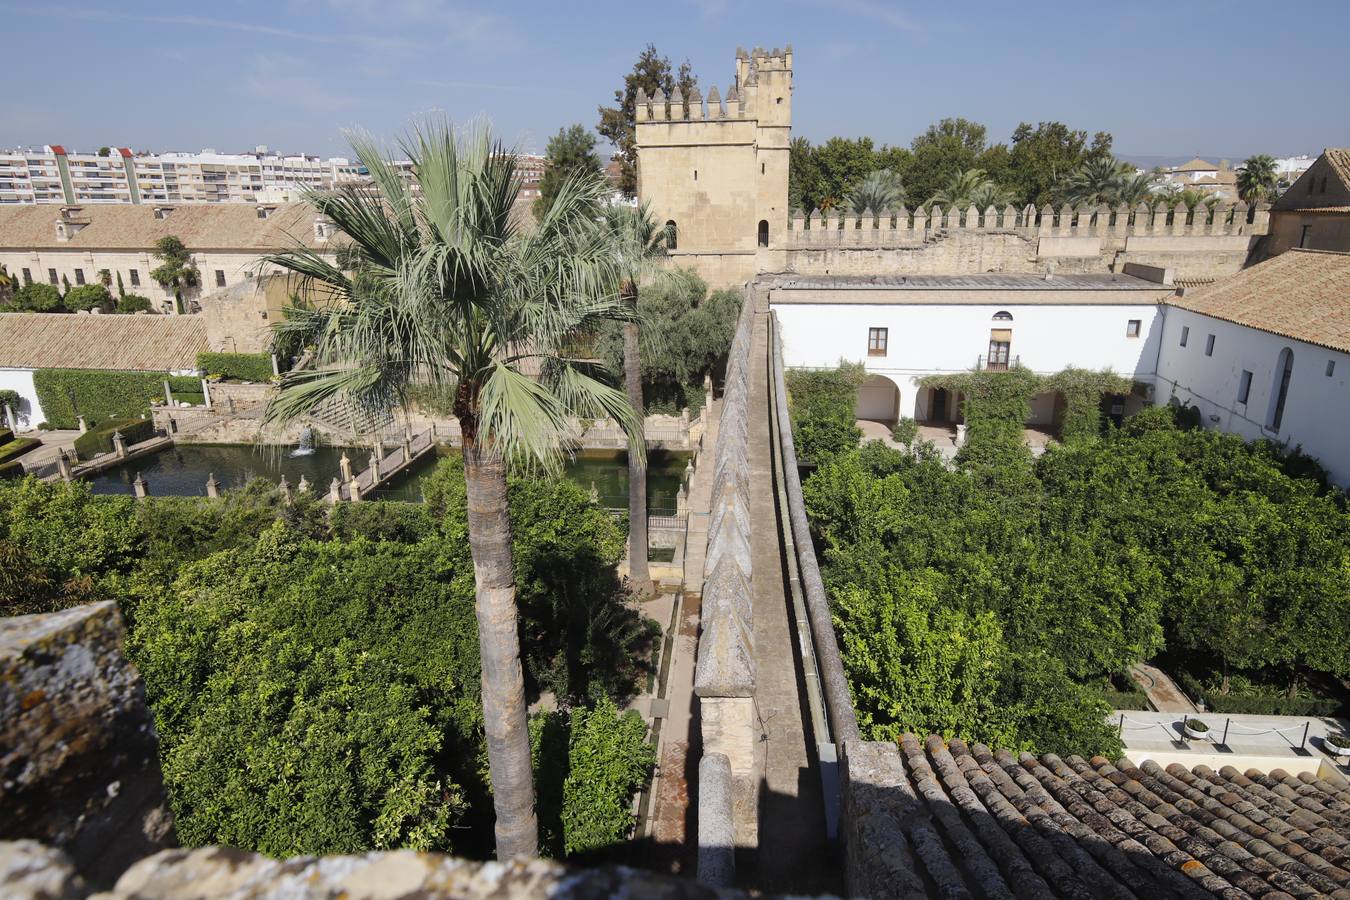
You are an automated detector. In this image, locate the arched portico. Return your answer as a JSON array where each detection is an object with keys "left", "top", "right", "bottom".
[{"left": 855, "top": 373, "right": 902, "bottom": 425}]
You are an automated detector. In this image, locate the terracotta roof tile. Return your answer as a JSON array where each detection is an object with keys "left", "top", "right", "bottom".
[
  {"left": 0, "top": 313, "right": 207, "bottom": 370},
  {"left": 0, "top": 202, "right": 327, "bottom": 251},
  {"left": 1168, "top": 249, "right": 1350, "bottom": 354},
  {"left": 867, "top": 735, "right": 1350, "bottom": 899},
  {"left": 1325, "top": 148, "right": 1350, "bottom": 189}
]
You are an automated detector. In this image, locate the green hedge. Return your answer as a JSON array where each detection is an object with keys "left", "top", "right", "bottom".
[
  {"left": 0, "top": 428, "right": 11, "bottom": 447},
  {"left": 0, "top": 437, "right": 40, "bottom": 478},
  {"left": 1176, "top": 669, "right": 1343, "bottom": 716},
  {"left": 168, "top": 375, "right": 203, "bottom": 393},
  {"left": 1096, "top": 690, "right": 1151, "bottom": 711},
  {"left": 197, "top": 352, "right": 273, "bottom": 383},
  {"left": 73, "top": 417, "right": 155, "bottom": 461},
  {"left": 32, "top": 369, "right": 168, "bottom": 429}
]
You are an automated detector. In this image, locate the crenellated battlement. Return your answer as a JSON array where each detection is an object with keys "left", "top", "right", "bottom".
[
  {"left": 788, "top": 201, "right": 1270, "bottom": 247},
  {"left": 636, "top": 83, "right": 746, "bottom": 122}
]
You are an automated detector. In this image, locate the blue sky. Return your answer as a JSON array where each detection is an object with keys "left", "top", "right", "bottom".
[{"left": 4, "top": 0, "right": 1347, "bottom": 161}]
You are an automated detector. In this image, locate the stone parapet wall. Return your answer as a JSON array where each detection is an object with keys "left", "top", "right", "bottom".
[
  {"left": 0, "top": 603, "right": 174, "bottom": 888},
  {"left": 1, "top": 842, "right": 750, "bottom": 900}
]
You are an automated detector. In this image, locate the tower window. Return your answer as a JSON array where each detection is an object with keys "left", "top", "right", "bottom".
[
  {"left": 868, "top": 327, "right": 888, "bottom": 356},
  {"left": 665, "top": 220, "right": 677, "bottom": 251},
  {"left": 1237, "top": 370, "right": 1252, "bottom": 404},
  {"left": 693, "top": 169, "right": 697, "bottom": 181},
  {"left": 1268, "top": 347, "right": 1294, "bottom": 431},
  {"left": 1126, "top": 319, "right": 1141, "bottom": 337},
  {"left": 1204, "top": 334, "right": 1215, "bottom": 356},
  {"left": 1327, "top": 360, "right": 1336, "bottom": 377},
  {"left": 758, "top": 219, "right": 769, "bottom": 247},
  {"left": 1180, "top": 325, "right": 1189, "bottom": 346},
  {"left": 761, "top": 163, "right": 765, "bottom": 175},
  {"left": 992, "top": 310, "right": 1013, "bottom": 321}
]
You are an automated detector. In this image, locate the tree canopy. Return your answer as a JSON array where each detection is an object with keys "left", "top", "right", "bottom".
[
  {"left": 535, "top": 125, "right": 604, "bottom": 218},
  {"left": 597, "top": 44, "right": 697, "bottom": 197}
]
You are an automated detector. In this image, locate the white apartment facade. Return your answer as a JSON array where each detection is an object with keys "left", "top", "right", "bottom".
[{"left": 0, "top": 146, "right": 359, "bottom": 206}]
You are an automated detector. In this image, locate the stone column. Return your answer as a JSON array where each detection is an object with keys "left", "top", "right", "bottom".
[
  {"left": 111, "top": 431, "right": 128, "bottom": 459},
  {"left": 56, "top": 448, "right": 72, "bottom": 482},
  {"left": 297, "top": 474, "right": 310, "bottom": 494},
  {"left": 3, "top": 402, "right": 16, "bottom": 432},
  {"left": 328, "top": 477, "right": 342, "bottom": 503},
  {"left": 162, "top": 380, "right": 173, "bottom": 406},
  {"left": 368, "top": 452, "right": 381, "bottom": 484},
  {"left": 76, "top": 415, "right": 89, "bottom": 435},
  {"left": 205, "top": 473, "right": 221, "bottom": 498},
  {"left": 201, "top": 378, "right": 212, "bottom": 410},
  {"left": 402, "top": 431, "right": 413, "bottom": 464},
  {"left": 270, "top": 354, "right": 281, "bottom": 377},
  {"left": 278, "top": 475, "right": 293, "bottom": 503},
  {"left": 339, "top": 452, "right": 352, "bottom": 483},
  {"left": 132, "top": 473, "right": 149, "bottom": 499},
  {"left": 955, "top": 423, "right": 967, "bottom": 447},
  {"left": 349, "top": 477, "right": 362, "bottom": 502}
]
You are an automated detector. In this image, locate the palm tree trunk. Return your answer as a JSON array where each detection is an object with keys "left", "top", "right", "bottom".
[
  {"left": 460, "top": 430, "right": 538, "bottom": 860},
  {"left": 623, "top": 318, "right": 650, "bottom": 592}
]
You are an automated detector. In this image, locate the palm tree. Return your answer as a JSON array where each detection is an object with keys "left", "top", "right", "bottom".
[
  {"left": 968, "top": 180, "right": 1014, "bottom": 212},
  {"left": 1059, "top": 157, "right": 1132, "bottom": 206},
  {"left": 1237, "top": 154, "right": 1278, "bottom": 204},
  {"left": 600, "top": 201, "right": 671, "bottom": 594},
  {"left": 927, "top": 168, "right": 998, "bottom": 211},
  {"left": 1115, "top": 170, "right": 1160, "bottom": 207},
  {"left": 259, "top": 120, "right": 643, "bottom": 861},
  {"left": 845, "top": 169, "right": 906, "bottom": 216}
]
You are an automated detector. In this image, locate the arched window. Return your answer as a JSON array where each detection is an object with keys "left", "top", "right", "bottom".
[
  {"left": 665, "top": 220, "right": 677, "bottom": 251},
  {"left": 757, "top": 219, "right": 769, "bottom": 247},
  {"left": 992, "top": 310, "right": 1013, "bottom": 321},
  {"left": 1267, "top": 347, "right": 1294, "bottom": 432}
]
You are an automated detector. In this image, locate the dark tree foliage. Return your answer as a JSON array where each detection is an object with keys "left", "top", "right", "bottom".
[
  {"left": 801, "top": 405, "right": 1349, "bottom": 757},
  {"left": 595, "top": 269, "right": 741, "bottom": 415},
  {"left": 1008, "top": 122, "right": 1113, "bottom": 208},
  {"left": 534, "top": 124, "right": 603, "bottom": 218},
  {"left": 597, "top": 45, "right": 698, "bottom": 197},
  {"left": 785, "top": 363, "right": 866, "bottom": 465}
]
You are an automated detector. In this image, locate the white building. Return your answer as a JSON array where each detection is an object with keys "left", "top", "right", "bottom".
[
  {"left": 772, "top": 251, "right": 1350, "bottom": 485},
  {"left": 1155, "top": 249, "right": 1350, "bottom": 484},
  {"left": 0, "top": 202, "right": 337, "bottom": 315},
  {"left": 0, "top": 146, "right": 358, "bottom": 206},
  {"left": 771, "top": 271, "right": 1174, "bottom": 425}
]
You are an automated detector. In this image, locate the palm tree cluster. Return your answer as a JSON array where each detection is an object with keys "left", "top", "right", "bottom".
[
  {"left": 844, "top": 168, "right": 906, "bottom": 214},
  {"left": 1057, "top": 157, "right": 1159, "bottom": 207},
  {"left": 260, "top": 120, "right": 673, "bottom": 861},
  {"left": 926, "top": 168, "right": 1014, "bottom": 211}
]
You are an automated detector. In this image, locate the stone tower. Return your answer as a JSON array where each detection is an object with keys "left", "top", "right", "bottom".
[{"left": 635, "top": 45, "right": 792, "bottom": 287}]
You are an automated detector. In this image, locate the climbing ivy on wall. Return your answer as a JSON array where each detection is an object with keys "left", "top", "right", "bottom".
[
  {"left": 1043, "top": 368, "right": 1133, "bottom": 444},
  {"left": 32, "top": 369, "right": 167, "bottom": 429}
]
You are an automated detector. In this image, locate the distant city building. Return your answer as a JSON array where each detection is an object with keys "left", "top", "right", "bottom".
[
  {"left": 1158, "top": 157, "right": 1239, "bottom": 199},
  {"left": 0, "top": 146, "right": 359, "bottom": 206}
]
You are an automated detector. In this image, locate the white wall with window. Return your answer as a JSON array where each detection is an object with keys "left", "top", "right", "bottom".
[
  {"left": 1154, "top": 307, "right": 1350, "bottom": 485},
  {"left": 773, "top": 300, "right": 1165, "bottom": 420}
]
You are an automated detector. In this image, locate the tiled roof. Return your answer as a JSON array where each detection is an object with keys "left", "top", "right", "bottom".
[
  {"left": 1176, "top": 158, "right": 1219, "bottom": 172},
  {"left": 771, "top": 273, "right": 1165, "bottom": 291},
  {"left": 0, "top": 313, "right": 207, "bottom": 371},
  {"left": 875, "top": 734, "right": 1350, "bottom": 900},
  {"left": 1168, "top": 249, "right": 1350, "bottom": 354},
  {"left": 0, "top": 203, "right": 327, "bottom": 251},
  {"left": 1325, "top": 149, "right": 1350, "bottom": 189}
]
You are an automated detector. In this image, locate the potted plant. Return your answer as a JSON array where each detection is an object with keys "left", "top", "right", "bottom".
[
  {"left": 1326, "top": 732, "right": 1350, "bottom": 762},
  {"left": 1183, "top": 718, "right": 1211, "bottom": 741}
]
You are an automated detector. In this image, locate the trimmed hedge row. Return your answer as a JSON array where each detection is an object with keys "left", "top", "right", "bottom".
[
  {"left": 0, "top": 437, "right": 40, "bottom": 478},
  {"left": 1176, "top": 670, "right": 1343, "bottom": 716},
  {"left": 33, "top": 369, "right": 167, "bottom": 429},
  {"left": 73, "top": 417, "right": 155, "bottom": 461},
  {"left": 197, "top": 352, "right": 273, "bottom": 383},
  {"left": 1097, "top": 690, "right": 1152, "bottom": 711}
]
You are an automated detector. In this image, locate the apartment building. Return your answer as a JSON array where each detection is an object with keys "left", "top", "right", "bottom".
[{"left": 0, "top": 146, "right": 360, "bottom": 206}]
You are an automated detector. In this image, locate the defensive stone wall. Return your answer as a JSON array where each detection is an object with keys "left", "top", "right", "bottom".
[
  {"left": 783, "top": 202, "right": 1269, "bottom": 283},
  {"left": 693, "top": 288, "right": 756, "bottom": 884}
]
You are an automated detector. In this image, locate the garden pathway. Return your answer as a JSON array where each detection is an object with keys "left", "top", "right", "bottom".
[{"left": 1129, "top": 661, "right": 1198, "bottom": 713}]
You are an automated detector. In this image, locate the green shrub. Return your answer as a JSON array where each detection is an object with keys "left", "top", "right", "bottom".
[
  {"left": 533, "top": 697, "right": 654, "bottom": 858},
  {"left": 167, "top": 375, "right": 203, "bottom": 393},
  {"left": 1096, "top": 690, "right": 1151, "bottom": 711},
  {"left": 73, "top": 417, "right": 155, "bottom": 460},
  {"left": 63, "top": 284, "right": 113, "bottom": 313},
  {"left": 1174, "top": 669, "right": 1343, "bottom": 716},
  {"left": 786, "top": 363, "right": 867, "bottom": 464},
  {"left": 117, "top": 294, "right": 153, "bottom": 313},
  {"left": 0, "top": 437, "right": 39, "bottom": 463},
  {"left": 0, "top": 390, "right": 20, "bottom": 414},
  {"left": 196, "top": 352, "right": 273, "bottom": 382},
  {"left": 0, "top": 428, "right": 11, "bottom": 446},
  {"left": 32, "top": 369, "right": 167, "bottom": 428},
  {"left": 891, "top": 417, "right": 919, "bottom": 445},
  {"left": 11, "top": 282, "right": 61, "bottom": 312}
]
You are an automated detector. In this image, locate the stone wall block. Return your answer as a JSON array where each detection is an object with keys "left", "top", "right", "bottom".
[{"left": 0, "top": 603, "right": 175, "bottom": 888}]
